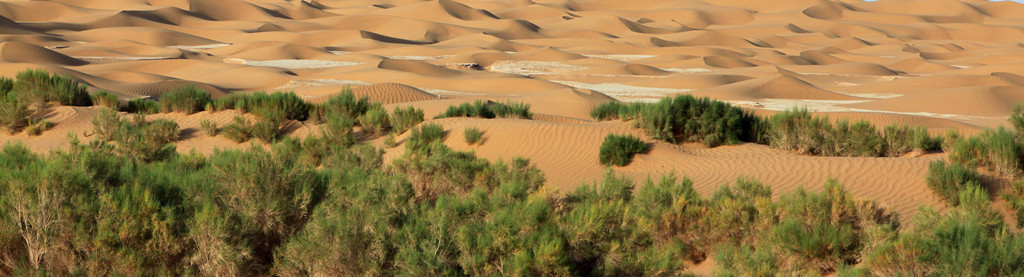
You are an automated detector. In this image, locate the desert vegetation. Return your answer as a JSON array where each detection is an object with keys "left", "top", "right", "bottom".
[
  {"left": 598, "top": 133, "right": 646, "bottom": 166},
  {"left": 592, "top": 95, "right": 760, "bottom": 147},
  {"left": 463, "top": 127, "right": 482, "bottom": 145},
  {"left": 436, "top": 100, "right": 533, "bottom": 119}
]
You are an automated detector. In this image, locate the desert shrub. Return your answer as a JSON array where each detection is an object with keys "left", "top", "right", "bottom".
[
  {"left": 1001, "top": 179, "right": 1024, "bottom": 228},
  {"left": 637, "top": 94, "right": 759, "bottom": 147},
  {"left": 358, "top": 106, "right": 390, "bottom": 136},
  {"left": 590, "top": 101, "right": 641, "bottom": 121},
  {"left": 12, "top": 70, "right": 92, "bottom": 107},
  {"left": 24, "top": 120, "right": 50, "bottom": 136},
  {"left": 492, "top": 100, "right": 532, "bottom": 119},
  {"left": 391, "top": 106, "right": 424, "bottom": 134},
  {"left": 598, "top": 134, "right": 646, "bottom": 166},
  {"left": 126, "top": 98, "right": 159, "bottom": 115},
  {"left": 91, "top": 91, "right": 120, "bottom": 110},
  {"left": 981, "top": 127, "right": 1022, "bottom": 177},
  {"left": 113, "top": 116, "right": 180, "bottom": 162},
  {"left": 463, "top": 127, "right": 482, "bottom": 145},
  {"left": 437, "top": 100, "right": 494, "bottom": 119},
  {"left": 0, "top": 96, "right": 30, "bottom": 134},
  {"left": 320, "top": 114, "right": 356, "bottom": 147},
  {"left": 821, "top": 120, "right": 885, "bottom": 157},
  {"left": 0, "top": 77, "right": 11, "bottom": 97},
  {"left": 309, "top": 88, "right": 371, "bottom": 123},
  {"left": 1011, "top": 103, "right": 1024, "bottom": 138},
  {"left": 707, "top": 178, "right": 776, "bottom": 245},
  {"left": 159, "top": 85, "right": 211, "bottom": 114},
  {"left": 383, "top": 134, "right": 398, "bottom": 148},
  {"left": 942, "top": 128, "right": 960, "bottom": 153},
  {"left": 252, "top": 117, "right": 283, "bottom": 143},
  {"left": 768, "top": 108, "right": 829, "bottom": 155},
  {"left": 713, "top": 242, "right": 779, "bottom": 277},
  {"left": 200, "top": 119, "right": 217, "bottom": 136},
  {"left": 391, "top": 140, "right": 489, "bottom": 199},
  {"left": 926, "top": 160, "right": 983, "bottom": 206},
  {"left": 92, "top": 108, "right": 124, "bottom": 141},
  {"left": 404, "top": 123, "right": 444, "bottom": 154},
  {"left": 222, "top": 116, "right": 254, "bottom": 143},
  {"left": 212, "top": 91, "right": 310, "bottom": 121}
]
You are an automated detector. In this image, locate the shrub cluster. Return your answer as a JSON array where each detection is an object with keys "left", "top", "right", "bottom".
[
  {"left": 90, "top": 108, "right": 180, "bottom": 162},
  {"left": 436, "top": 100, "right": 533, "bottom": 120},
  {"left": 91, "top": 91, "right": 120, "bottom": 110},
  {"left": 592, "top": 95, "right": 760, "bottom": 147},
  {"left": 463, "top": 127, "right": 482, "bottom": 145},
  {"left": 391, "top": 106, "right": 424, "bottom": 134},
  {"left": 404, "top": 123, "right": 444, "bottom": 154},
  {"left": 159, "top": 85, "right": 211, "bottom": 114},
  {"left": 598, "top": 134, "right": 646, "bottom": 166},
  {"left": 767, "top": 108, "right": 941, "bottom": 157},
  {"left": 212, "top": 91, "right": 310, "bottom": 121},
  {"left": 926, "top": 160, "right": 984, "bottom": 206},
  {"left": 126, "top": 98, "right": 159, "bottom": 115},
  {"left": 12, "top": 69, "right": 93, "bottom": 107}
]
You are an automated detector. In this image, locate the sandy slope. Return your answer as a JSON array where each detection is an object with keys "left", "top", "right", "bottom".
[{"left": 6, "top": 0, "right": 1024, "bottom": 232}]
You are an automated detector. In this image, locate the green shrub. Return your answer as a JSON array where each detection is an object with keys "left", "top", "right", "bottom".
[
  {"left": 0, "top": 96, "right": 30, "bottom": 134},
  {"left": 981, "top": 128, "right": 1022, "bottom": 177},
  {"left": 598, "top": 134, "right": 646, "bottom": 166},
  {"left": 492, "top": 100, "right": 532, "bottom": 119},
  {"left": 159, "top": 85, "right": 211, "bottom": 114},
  {"left": 309, "top": 88, "right": 371, "bottom": 123},
  {"left": 926, "top": 160, "right": 983, "bottom": 205},
  {"left": 212, "top": 91, "right": 310, "bottom": 121},
  {"left": 463, "top": 127, "right": 483, "bottom": 145},
  {"left": 92, "top": 108, "right": 123, "bottom": 141},
  {"left": 24, "top": 119, "right": 50, "bottom": 136},
  {"left": 637, "top": 95, "right": 759, "bottom": 147},
  {"left": 12, "top": 69, "right": 92, "bottom": 106},
  {"left": 127, "top": 98, "right": 159, "bottom": 115},
  {"left": 768, "top": 108, "right": 829, "bottom": 155},
  {"left": 383, "top": 134, "right": 398, "bottom": 148},
  {"left": 222, "top": 116, "right": 253, "bottom": 143},
  {"left": 91, "top": 91, "right": 120, "bottom": 110},
  {"left": 391, "top": 106, "right": 424, "bottom": 134},
  {"left": 201, "top": 119, "right": 217, "bottom": 136},
  {"left": 1011, "top": 103, "right": 1024, "bottom": 138},
  {"left": 405, "top": 123, "right": 444, "bottom": 154},
  {"left": 358, "top": 106, "right": 390, "bottom": 136},
  {"left": 320, "top": 114, "right": 356, "bottom": 147},
  {"left": 252, "top": 117, "right": 282, "bottom": 143},
  {"left": 0, "top": 77, "right": 12, "bottom": 97},
  {"left": 1001, "top": 179, "right": 1024, "bottom": 228}
]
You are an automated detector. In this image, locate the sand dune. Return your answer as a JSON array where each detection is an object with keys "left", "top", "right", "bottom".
[{"left": 7, "top": 0, "right": 1024, "bottom": 236}]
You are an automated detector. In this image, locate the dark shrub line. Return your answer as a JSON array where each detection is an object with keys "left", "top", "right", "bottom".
[
  {"left": 435, "top": 100, "right": 533, "bottom": 120},
  {"left": 599, "top": 134, "right": 646, "bottom": 166}
]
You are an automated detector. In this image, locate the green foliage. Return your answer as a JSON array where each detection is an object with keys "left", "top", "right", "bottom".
[
  {"left": 1001, "top": 179, "right": 1024, "bottom": 228},
  {"left": 200, "top": 119, "right": 217, "bottom": 136},
  {"left": 404, "top": 123, "right": 444, "bottom": 154},
  {"left": 358, "top": 105, "right": 390, "bottom": 136},
  {"left": 946, "top": 127, "right": 1024, "bottom": 178},
  {"left": 436, "top": 100, "right": 533, "bottom": 120},
  {"left": 0, "top": 96, "right": 30, "bottom": 134},
  {"left": 391, "top": 106, "right": 424, "bottom": 134},
  {"left": 309, "top": 88, "right": 371, "bottom": 124},
  {"left": 463, "top": 127, "right": 482, "bottom": 145},
  {"left": 251, "top": 116, "right": 283, "bottom": 143},
  {"left": 159, "top": 85, "right": 211, "bottom": 114},
  {"left": 92, "top": 108, "right": 123, "bottom": 141},
  {"left": 320, "top": 113, "right": 356, "bottom": 147},
  {"left": 1011, "top": 103, "right": 1024, "bottom": 138},
  {"left": 12, "top": 69, "right": 92, "bottom": 106},
  {"left": 926, "top": 160, "right": 983, "bottom": 206},
  {"left": 383, "top": 134, "right": 398, "bottom": 148},
  {"left": 590, "top": 100, "right": 643, "bottom": 121},
  {"left": 212, "top": 91, "right": 310, "bottom": 121},
  {"left": 222, "top": 116, "right": 253, "bottom": 143},
  {"left": 24, "top": 120, "right": 50, "bottom": 136},
  {"left": 883, "top": 124, "right": 939, "bottom": 156},
  {"left": 91, "top": 91, "right": 120, "bottom": 110},
  {"left": 126, "top": 98, "right": 159, "bottom": 115},
  {"left": 767, "top": 108, "right": 935, "bottom": 157},
  {"left": 598, "top": 134, "right": 646, "bottom": 166},
  {"left": 634, "top": 95, "right": 759, "bottom": 147}
]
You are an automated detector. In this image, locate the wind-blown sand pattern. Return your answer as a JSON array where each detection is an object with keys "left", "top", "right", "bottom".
[{"left": 6, "top": 0, "right": 1024, "bottom": 225}]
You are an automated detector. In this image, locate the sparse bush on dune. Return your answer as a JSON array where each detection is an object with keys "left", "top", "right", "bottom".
[
  {"left": 0, "top": 77, "right": 12, "bottom": 96},
  {"left": 320, "top": 113, "right": 356, "bottom": 147},
  {"left": 127, "top": 98, "right": 159, "bottom": 115},
  {"left": 12, "top": 69, "right": 92, "bottom": 107},
  {"left": 91, "top": 91, "right": 120, "bottom": 110},
  {"left": 390, "top": 106, "right": 423, "bottom": 134},
  {"left": 24, "top": 119, "right": 50, "bottom": 136},
  {"left": 463, "top": 127, "right": 482, "bottom": 145},
  {"left": 252, "top": 116, "right": 283, "bottom": 143},
  {"left": 357, "top": 105, "right": 390, "bottom": 137},
  {"left": 633, "top": 94, "right": 759, "bottom": 147},
  {"left": 159, "top": 85, "right": 211, "bottom": 114},
  {"left": 222, "top": 116, "right": 254, "bottom": 143},
  {"left": 212, "top": 91, "right": 310, "bottom": 121},
  {"left": 435, "top": 100, "right": 534, "bottom": 120},
  {"left": 200, "top": 119, "right": 217, "bottom": 137},
  {"left": 404, "top": 123, "right": 444, "bottom": 154},
  {"left": 926, "top": 160, "right": 983, "bottom": 206},
  {"left": 309, "top": 88, "right": 371, "bottom": 123},
  {"left": 0, "top": 96, "right": 30, "bottom": 134},
  {"left": 92, "top": 107, "right": 123, "bottom": 141},
  {"left": 598, "top": 133, "right": 646, "bottom": 166}
]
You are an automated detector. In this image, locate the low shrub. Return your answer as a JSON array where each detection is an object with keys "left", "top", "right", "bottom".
[
  {"left": 463, "top": 127, "right": 482, "bottom": 145},
  {"left": 13, "top": 69, "right": 92, "bottom": 106},
  {"left": 926, "top": 160, "right": 983, "bottom": 205},
  {"left": 0, "top": 96, "right": 30, "bottom": 134},
  {"left": 24, "top": 119, "right": 51, "bottom": 136},
  {"left": 638, "top": 94, "right": 759, "bottom": 147},
  {"left": 91, "top": 91, "right": 120, "bottom": 110},
  {"left": 1001, "top": 179, "right": 1024, "bottom": 228},
  {"left": 391, "top": 106, "right": 424, "bottom": 134},
  {"left": 405, "top": 123, "right": 444, "bottom": 154},
  {"left": 1011, "top": 103, "right": 1024, "bottom": 138},
  {"left": 159, "top": 85, "right": 211, "bottom": 114},
  {"left": 309, "top": 88, "right": 371, "bottom": 123},
  {"left": 320, "top": 114, "right": 356, "bottom": 147},
  {"left": 492, "top": 100, "right": 532, "bottom": 119},
  {"left": 0, "top": 77, "right": 11, "bottom": 97},
  {"left": 383, "top": 134, "right": 398, "bottom": 148},
  {"left": 598, "top": 134, "right": 646, "bottom": 166},
  {"left": 222, "top": 116, "right": 254, "bottom": 143},
  {"left": 200, "top": 119, "right": 217, "bottom": 137},
  {"left": 92, "top": 108, "right": 123, "bottom": 141},
  {"left": 251, "top": 117, "right": 282, "bottom": 143},
  {"left": 127, "top": 98, "right": 159, "bottom": 115},
  {"left": 212, "top": 91, "right": 310, "bottom": 121},
  {"left": 357, "top": 106, "right": 390, "bottom": 137}
]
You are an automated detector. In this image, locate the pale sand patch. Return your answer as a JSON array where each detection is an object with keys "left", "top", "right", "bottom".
[{"left": 223, "top": 58, "right": 360, "bottom": 69}]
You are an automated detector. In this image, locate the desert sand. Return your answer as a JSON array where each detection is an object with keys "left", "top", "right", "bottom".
[{"left": 5, "top": 0, "right": 1024, "bottom": 227}]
